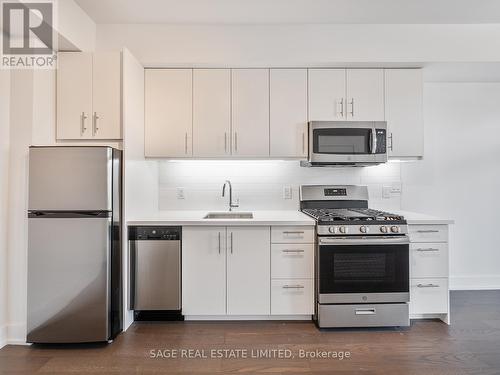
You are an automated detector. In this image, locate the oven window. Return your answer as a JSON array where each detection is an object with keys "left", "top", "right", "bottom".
[
  {"left": 319, "top": 245, "right": 409, "bottom": 294},
  {"left": 313, "top": 128, "right": 371, "bottom": 154}
]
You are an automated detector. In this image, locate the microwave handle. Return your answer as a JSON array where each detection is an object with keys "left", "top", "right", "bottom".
[{"left": 371, "top": 128, "right": 377, "bottom": 154}]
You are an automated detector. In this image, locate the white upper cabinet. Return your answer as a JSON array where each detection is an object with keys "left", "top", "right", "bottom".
[
  {"left": 145, "top": 69, "right": 193, "bottom": 157},
  {"left": 56, "top": 53, "right": 93, "bottom": 140},
  {"left": 231, "top": 69, "right": 270, "bottom": 157},
  {"left": 270, "top": 69, "right": 308, "bottom": 158},
  {"left": 346, "top": 69, "right": 385, "bottom": 121},
  {"left": 385, "top": 69, "right": 424, "bottom": 158},
  {"left": 193, "top": 69, "right": 231, "bottom": 157},
  {"left": 57, "top": 51, "right": 121, "bottom": 140},
  {"left": 226, "top": 226, "right": 270, "bottom": 315},
  {"left": 308, "top": 69, "right": 346, "bottom": 121},
  {"left": 92, "top": 52, "right": 122, "bottom": 139}
]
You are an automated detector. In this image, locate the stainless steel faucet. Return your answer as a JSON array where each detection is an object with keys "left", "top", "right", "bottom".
[{"left": 222, "top": 180, "right": 239, "bottom": 211}]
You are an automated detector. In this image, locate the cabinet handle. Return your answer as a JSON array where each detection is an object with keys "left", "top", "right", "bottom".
[
  {"left": 283, "top": 231, "right": 304, "bottom": 235},
  {"left": 416, "top": 248, "right": 439, "bottom": 252},
  {"left": 349, "top": 98, "right": 354, "bottom": 117},
  {"left": 417, "top": 230, "right": 440, "bottom": 233},
  {"left": 93, "top": 112, "right": 99, "bottom": 135},
  {"left": 234, "top": 132, "right": 238, "bottom": 153},
  {"left": 355, "top": 308, "right": 376, "bottom": 315},
  {"left": 80, "top": 112, "right": 88, "bottom": 135},
  {"left": 302, "top": 132, "right": 305, "bottom": 155},
  {"left": 218, "top": 232, "right": 221, "bottom": 254},
  {"left": 388, "top": 132, "right": 394, "bottom": 151},
  {"left": 339, "top": 98, "right": 344, "bottom": 118},
  {"left": 282, "top": 249, "right": 305, "bottom": 253},
  {"left": 282, "top": 285, "right": 305, "bottom": 289},
  {"left": 417, "top": 284, "right": 440, "bottom": 288},
  {"left": 224, "top": 132, "right": 228, "bottom": 154},
  {"left": 230, "top": 232, "right": 233, "bottom": 254},
  {"left": 185, "top": 133, "right": 188, "bottom": 154}
]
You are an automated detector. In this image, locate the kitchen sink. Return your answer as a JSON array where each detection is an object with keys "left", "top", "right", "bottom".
[{"left": 203, "top": 212, "right": 254, "bottom": 219}]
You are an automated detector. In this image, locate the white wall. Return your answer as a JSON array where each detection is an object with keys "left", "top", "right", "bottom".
[
  {"left": 57, "top": 0, "right": 96, "bottom": 51},
  {"left": 402, "top": 82, "right": 500, "bottom": 290},
  {"left": 96, "top": 24, "right": 500, "bottom": 66},
  {"left": 0, "top": 70, "right": 11, "bottom": 348}
]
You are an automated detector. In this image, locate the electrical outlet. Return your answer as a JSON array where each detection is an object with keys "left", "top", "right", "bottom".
[
  {"left": 391, "top": 182, "right": 402, "bottom": 194},
  {"left": 382, "top": 186, "right": 392, "bottom": 199},
  {"left": 283, "top": 186, "right": 293, "bottom": 200},
  {"left": 176, "top": 187, "right": 185, "bottom": 200}
]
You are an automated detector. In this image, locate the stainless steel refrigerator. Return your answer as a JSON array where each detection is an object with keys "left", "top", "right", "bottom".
[{"left": 27, "top": 146, "right": 122, "bottom": 343}]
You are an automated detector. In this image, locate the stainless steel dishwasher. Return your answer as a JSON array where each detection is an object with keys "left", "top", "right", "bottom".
[{"left": 129, "top": 226, "right": 182, "bottom": 320}]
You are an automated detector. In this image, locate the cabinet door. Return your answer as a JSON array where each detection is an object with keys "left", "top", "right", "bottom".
[
  {"left": 308, "top": 69, "right": 346, "bottom": 121},
  {"left": 385, "top": 69, "right": 424, "bottom": 158},
  {"left": 193, "top": 69, "right": 231, "bottom": 157},
  {"left": 145, "top": 69, "right": 193, "bottom": 157},
  {"left": 231, "top": 69, "right": 270, "bottom": 157},
  {"left": 56, "top": 52, "right": 93, "bottom": 140},
  {"left": 270, "top": 69, "right": 308, "bottom": 157},
  {"left": 92, "top": 51, "right": 122, "bottom": 139},
  {"left": 182, "top": 227, "right": 226, "bottom": 315},
  {"left": 226, "top": 226, "right": 270, "bottom": 315},
  {"left": 346, "top": 69, "right": 385, "bottom": 121}
]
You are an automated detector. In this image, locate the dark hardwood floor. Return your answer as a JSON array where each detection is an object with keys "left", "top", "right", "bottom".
[{"left": 1, "top": 291, "right": 500, "bottom": 374}]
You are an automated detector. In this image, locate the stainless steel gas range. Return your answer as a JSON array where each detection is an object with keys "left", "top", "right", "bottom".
[{"left": 300, "top": 185, "right": 410, "bottom": 328}]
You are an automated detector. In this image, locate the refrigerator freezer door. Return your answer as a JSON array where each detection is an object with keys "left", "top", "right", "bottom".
[
  {"left": 28, "top": 147, "right": 113, "bottom": 211},
  {"left": 27, "top": 217, "right": 111, "bottom": 343}
]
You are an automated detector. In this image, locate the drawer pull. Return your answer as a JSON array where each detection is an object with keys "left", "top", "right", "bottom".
[
  {"left": 416, "top": 230, "right": 440, "bottom": 233},
  {"left": 282, "top": 285, "right": 305, "bottom": 289},
  {"left": 282, "top": 249, "right": 305, "bottom": 254},
  {"left": 355, "top": 308, "right": 376, "bottom": 315},
  {"left": 417, "top": 283, "right": 440, "bottom": 288},
  {"left": 283, "top": 231, "right": 304, "bottom": 235},
  {"left": 416, "top": 248, "right": 439, "bottom": 252}
]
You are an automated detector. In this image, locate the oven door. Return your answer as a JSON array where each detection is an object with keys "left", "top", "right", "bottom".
[
  {"left": 318, "top": 236, "right": 409, "bottom": 304},
  {"left": 309, "top": 121, "right": 387, "bottom": 164}
]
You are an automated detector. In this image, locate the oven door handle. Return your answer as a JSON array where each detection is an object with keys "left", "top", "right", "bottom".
[
  {"left": 371, "top": 128, "right": 377, "bottom": 154},
  {"left": 319, "top": 236, "right": 410, "bottom": 246}
]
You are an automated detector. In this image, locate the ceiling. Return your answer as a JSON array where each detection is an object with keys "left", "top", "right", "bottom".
[{"left": 75, "top": 0, "right": 500, "bottom": 24}]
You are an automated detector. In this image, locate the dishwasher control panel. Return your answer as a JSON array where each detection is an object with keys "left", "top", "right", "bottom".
[{"left": 128, "top": 226, "right": 181, "bottom": 241}]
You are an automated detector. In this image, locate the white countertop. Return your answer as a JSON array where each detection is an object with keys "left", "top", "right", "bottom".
[
  {"left": 392, "top": 210, "right": 454, "bottom": 225},
  {"left": 127, "top": 210, "right": 316, "bottom": 226}
]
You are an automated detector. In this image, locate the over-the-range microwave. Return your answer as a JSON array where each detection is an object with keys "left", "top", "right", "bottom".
[{"left": 301, "top": 121, "right": 388, "bottom": 167}]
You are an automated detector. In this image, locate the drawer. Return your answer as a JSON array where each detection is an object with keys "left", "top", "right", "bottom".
[
  {"left": 410, "top": 278, "right": 448, "bottom": 314},
  {"left": 271, "top": 244, "right": 314, "bottom": 279},
  {"left": 410, "top": 243, "right": 448, "bottom": 278},
  {"left": 271, "top": 279, "right": 314, "bottom": 315},
  {"left": 318, "top": 303, "right": 409, "bottom": 328},
  {"left": 271, "top": 226, "right": 314, "bottom": 244},
  {"left": 409, "top": 225, "right": 448, "bottom": 243}
]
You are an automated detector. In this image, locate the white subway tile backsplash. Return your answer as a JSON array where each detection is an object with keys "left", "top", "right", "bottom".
[{"left": 157, "top": 160, "right": 402, "bottom": 212}]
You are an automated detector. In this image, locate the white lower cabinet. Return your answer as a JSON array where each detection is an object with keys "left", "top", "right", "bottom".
[
  {"left": 182, "top": 227, "right": 227, "bottom": 315},
  {"left": 182, "top": 226, "right": 270, "bottom": 316},
  {"left": 408, "top": 224, "right": 450, "bottom": 323},
  {"left": 271, "top": 279, "right": 314, "bottom": 315},
  {"left": 226, "top": 227, "right": 270, "bottom": 315},
  {"left": 271, "top": 244, "right": 314, "bottom": 279}
]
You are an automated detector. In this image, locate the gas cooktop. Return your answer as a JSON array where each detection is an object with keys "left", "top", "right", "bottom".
[{"left": 302, "top": 208, "right": 406, "bottom": 225}]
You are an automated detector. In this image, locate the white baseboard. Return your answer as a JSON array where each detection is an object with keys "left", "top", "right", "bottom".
[
  {"left": 6, "top": 322, "right": 27, "bottom": 345},
  {"left": 450, "top": 275, "right": 500, "bottom": 290},
  {"left": 0, "top": 324, "right": 6, "bottom": 349},
  {"left": 184, "top": 315, "right": 312, "bottom": 321}
]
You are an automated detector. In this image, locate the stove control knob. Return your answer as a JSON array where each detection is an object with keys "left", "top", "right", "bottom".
[
  {"left": 339, "top": 226, "right": 347, "bottom": 234},
  {"left": 380, "top": 226, "right": 388, "bottom": 233},
  {"left": 360, "top": 226, "right": 368, "bottom": 234},
  {"left": 328, "top": 226, "right": 336, "bottom": 234},
  {"left": 391, "top": 226, "right": 400, "bottom": 233}
]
